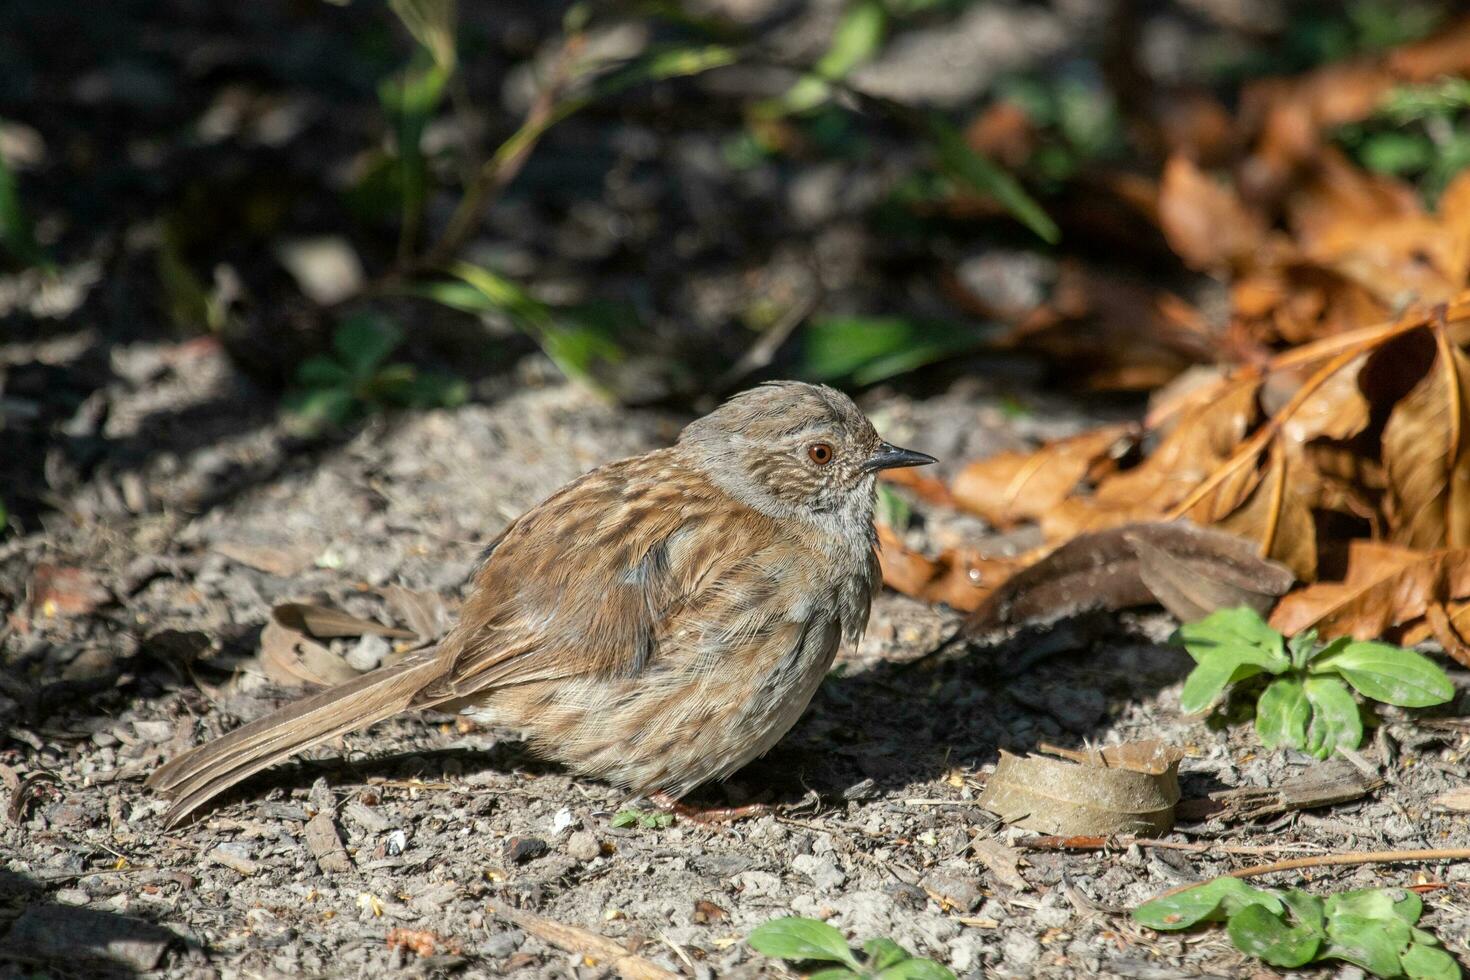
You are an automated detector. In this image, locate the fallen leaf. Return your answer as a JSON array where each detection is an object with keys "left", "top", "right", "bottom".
[
  {"left": 1422, "top": 602, "right": 1470, "bottom": 669},
  {"left": 880, "top": 465, "right": 959, "bottom": 508},
  {"left": 212, "top": 540, "right": 314, "bottom": 578},
  {"left": 1269, "top": 541, "right": 1470, "bottom": 638},
  {"left": 952, "top": 424, "right": 1136, "bottom": 526},
  {"left": 1382, "top": 328, "right": 1470, "bottom": 549},
  {"left": 1212, "top": 439, "right": 1319, "bottom": 580},
  {"left": 380, "top": 585, "right": 453, "bottom": 642},
  {"left": 273, "top": 602, "right": 415, "bottom": 640},
  {"left": 1158, "top": 155, "right": 1268, "bottom": 272},
  {"left": 877, "top": 524, "right": 1014, "bottom": 611},
  {"left": 258, "top": 608, "right": 364, "bottom": 688},
  {"left": 28, "top": 564, "right": 111, "bottom": 617},
  {"left": 977, "top": 740, "right": 1183, "bottom": 836},
  {"left": 967, "top": 521, "right": 1293, "bottom": 632}
]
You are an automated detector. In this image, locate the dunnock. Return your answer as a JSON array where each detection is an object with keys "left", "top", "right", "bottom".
[{"left": 148, "top": 381, "right": 934, "bottom": 824}]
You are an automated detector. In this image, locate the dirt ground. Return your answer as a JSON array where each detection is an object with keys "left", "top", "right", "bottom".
[
  {"left": 5, "top": 355, "right": 1470, "bottom": 979},
  {"left": 6, "top": 1, "right": 1470, "bottom": 977}
]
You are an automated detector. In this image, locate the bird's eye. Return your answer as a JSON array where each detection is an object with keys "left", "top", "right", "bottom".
[{"left": 808, "top": 443, "right": 834, "bottom": 465}]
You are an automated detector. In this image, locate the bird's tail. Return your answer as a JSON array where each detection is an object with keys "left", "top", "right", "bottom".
[{"left": 147, "top": 656, "right": 444, "bottom": 826}]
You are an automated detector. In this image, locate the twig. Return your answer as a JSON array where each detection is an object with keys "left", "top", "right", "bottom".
[
  {"left": 709, "top": 281, "right": 822, "bottom": 399},
  {"left": 1149, "top": 847, "right": 1470, "bottom": 902},
  {"left": 1016, "top": 834, "right": 1328, "bottom": 856},
  {"left": 422, "top": 33, "right": 587, "bottom": 269},
  {"left": 486, "top": 899, "right": 678, "bottom": 980}
]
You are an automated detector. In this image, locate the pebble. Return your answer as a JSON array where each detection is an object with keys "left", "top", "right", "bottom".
[
  {"left": 503, "top": 836, "right": 548, "bottom": 864},
  {"left": 1000, "top": 932, "right": 1041, "bottom": 968},
  {"left": 566, "top": 831, "right": 601, "bottom": 862},
  {"left": 346, "top": 634, "right": 391, "bottom": 673},
  {"left": 791, "top": 854, "right": 847, "bottom": 893}
]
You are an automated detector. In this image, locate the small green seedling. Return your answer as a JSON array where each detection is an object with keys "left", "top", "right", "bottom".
[
  {"left": 1176, "top": 607, "right": 1453, "bottom": 758},
  {"left": 284, "top": 312, "right": 466, "bottom": 433},
  {"left": 609, "top": 809, "right": 675, "bottom": 830},
  {"left": 1135, "top": 877, "right": 1459, "bottom": 979},
  {"left": 748, "top": 917, "right": 955, "bottom": 980}
]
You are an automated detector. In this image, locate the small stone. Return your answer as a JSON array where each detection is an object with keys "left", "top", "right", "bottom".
[
  {"left": 346, "top": 633, "right": 391, "bottom": 673},
  {"left": 131, "top": 720, "right": 173, "bottom": 743},
  {"left": 731, "top": 870, "right": 782, "bottom": 897},
  {"left": 483, "top": 928, "right": 524, "bottom": 958},
  {"left": 791, "top": 854, "right": 847, "bottom": 893},
  {"left": 1000, "top": 932, "right": 1040, "bottom": 968},
  {"left": 55, "top": 889, "right": 89, "bottom": 906},
  {"left": 209, "top": 843, "right": 258, "bottom": 876},
  {"left": 923, "top": 872, "right": 983, "bottom": 913},
  {"left": 274, "top": 236, "right": 364, "bottom": 305},
  {"left": 504, "top": 836, "right": 548, "bottom": 864},
  {"left": 566, "top": 831, "right": 601, "bottom": 862}
]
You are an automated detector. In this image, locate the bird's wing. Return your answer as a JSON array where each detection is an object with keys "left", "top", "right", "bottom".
[{"left": 415, "top": 448, "right": 800, "bottom": 703}]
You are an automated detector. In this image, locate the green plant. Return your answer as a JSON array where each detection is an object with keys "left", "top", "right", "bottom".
[
  {"left": 1337, "top": 78, "right": 1470, "bottom": 205},
  {"left": 1135, "top": 877, "right": 1459, "bottom": 979},
  {"left": 609, "top": 809, "right": 675, "bottom": 829},
  {"left": 1176, "top": 607, "right": 1453, "bottom": 759},
  {"left": 283, "top": 312, "right": 466, "bottom": 433},
  {"left": 0, "top": 128, "right": 45, "bottom": 268},
  {"left": 748, "top": 917, "right": 955, "bottom": 980}
]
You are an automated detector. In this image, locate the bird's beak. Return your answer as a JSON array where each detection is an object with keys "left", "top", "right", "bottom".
[{"left": 861, "top": 441, "right": 937, "bottom": 473}]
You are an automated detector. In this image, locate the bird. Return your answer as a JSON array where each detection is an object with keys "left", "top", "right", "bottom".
[{"left": 147, "top": 381, "right": 935, "bottom": 825}]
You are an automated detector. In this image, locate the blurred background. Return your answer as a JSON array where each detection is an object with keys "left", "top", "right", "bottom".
[{"left": 2, "top": 0, "right": 1468, "bottom": 536}]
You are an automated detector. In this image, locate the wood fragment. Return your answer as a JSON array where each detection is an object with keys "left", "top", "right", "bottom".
[
  {"left": 1208, "top": 756, "right": 1384, "bottom": 821},
  {"left": 304, "top": 810, "right": 353, "bottom": 874},
  {"left": 971, "top": 838, "right": 1029, "bottom": 890},
  {"left": 207, "top": 846, "right": 259, "bottom": 876},
  {"left": 486, "top": 900, "right": 678, "bottom": 980}
]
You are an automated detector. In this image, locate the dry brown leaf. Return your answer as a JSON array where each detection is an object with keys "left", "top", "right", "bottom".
[
  {"left": 977, "top": 740, "right": 1182, "bottom": 836},
  {"left": 28, "top": 564, "right": 111, "bottom": 617},
  {"left": 1213, "top": 440, "right": 1319, "bottom": 580},
  {"left": 212, "top": 540, "right": 314, "bottom": 578},
  {"left": 1442, "top": 169, "right": 1470, "bottom": 290},
  {"left": 967, "top": 521, "right": 1292, "bottom": 631},
  {"left": 380, "top": 585, "right": 453, "bottom": 642},
  {"left": 876, "top": 524, "right": 1013, "bottom": 612},
  {"left": 1159, "top": 155, "right": 1268, "bottom": 271},
  {"left": 880, "top": 466, "right": 959, "bottom": 508},
  {"left": 1269, "top": 541, "right": 1470, "bottom": 638},
  {"left": 258, "top": 616, "right": 362, "bottom": 688},
  {"left": 1389, "top": 13, "right": 1470, "bottom": 81},
  {"left": 1425, "top": 602, "right": 1470, "bottom": 669},
  {"left": 273, "top": 602, "right": 416, "bottom": 640},
  {"left": 1383, "top": 329, "right": 1470, "bottom": 549},
  {"left": 952, "top": 424, "right": 1135, "bottom": 527}
]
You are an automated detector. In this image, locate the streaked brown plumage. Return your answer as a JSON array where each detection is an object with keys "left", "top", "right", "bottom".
[{"left": 148, "top": 381, "right": 935, "bottom": 825}]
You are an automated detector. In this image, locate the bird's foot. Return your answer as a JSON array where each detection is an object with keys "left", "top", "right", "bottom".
[{"left": 648, "top": 791, "right": 773, "bottom": 825}]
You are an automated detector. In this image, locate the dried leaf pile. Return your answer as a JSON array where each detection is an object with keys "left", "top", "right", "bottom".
[{"left": 881, "top": 14, "right": 1470, "bottom": 661}]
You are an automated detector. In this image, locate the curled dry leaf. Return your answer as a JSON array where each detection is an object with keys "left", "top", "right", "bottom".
[
  {"left": 967, "top": 521, "right": 1293, "bottom": 633},
  {"left": 273, "top": 602, "right": 415, "bottom": 640},
  {"left": 971, "top": 838, "right": 1029, "bottom": 891},
  {"left": 880, "top": 465, "right": 959, "bottom": 508},
  {"left": 1211, "top": 439, "right": 1318, "bottom": 580},
  {"left": 978, "top": 740, "right": 1183, "bottom": 836},
  {"left": 258, "top": 614, "right": 362, "bottom": 688},
  {"left": 952, "top": 424, "right": 1136, "bottom": 527}
]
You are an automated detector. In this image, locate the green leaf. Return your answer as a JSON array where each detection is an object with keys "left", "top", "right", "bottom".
[
  {"left": 877, "top": 959, "right": 957, "bottom": 980},
  {"left": 1313, "top": 641, "right": 1454, "bottom": 707},
  {"left": 1279, "top": 890, "right": 1327, "bottom": 935},
  {"left": 1226, "top": 903, "right": 1321, "bottom": 969},
  {"left": 1402, "top": 942, "right": 1462, "bottom": 980},
  {"left": 1179, "top": 607, "right": 1288, "bottom": 666},
  {"left": 609, "top": 810, "right": 640, "bottom": 828},
  {"left": 807, "top": 969, "right": 861, "bottom": 980},
  {"left": 334, "top": 314, "right": 404, "bottom": 379},
  {"left": 1288, "top": 628, "right": 1319, "bottom": 669},
  {"left": 296, "top": 355, "right": 354, "bottom": 388},
  {"left": 0, "top": 135, "right": 44, "bottom": 267},
  {"left": 1256, "top": 676, "right": 1311, "bottom": 751},
  {"left": 796, "top": 314, "right": 997, "bottom": 385},
  {"left": 1323, "top": 914, "right": 1410, "bottom": 976},
  {"left": 388, "top": 0, "right": 457, "bottom": 73},
  {"left": 865, "top": 937, "right": 910, "bottom": 970},
  {"left": 1325, "top": 887, "right": 1400, "bottom": 922},
  {"left": 1303, "top": 675, "right": 1364, "bottom": 758},
  {"left": 926, "top": 114, "right": 1059, "bottom": 244},
  {"left": 876, "top": 485, "right": 912, "bottom": 531},
  {"left": 1133, "top": 878, "right": 1282, "bottom": 931},
  {"left": 283, "top": 386, "right": 357, "bottom": 434},
  {"left": 762, "top": 0, "right": 886, "bottom": 116},
  {"left": 748, "top": 917, "right": 862, "bottom": 969}
]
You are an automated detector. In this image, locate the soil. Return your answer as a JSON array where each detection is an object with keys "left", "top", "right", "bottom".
[{"left": 5, "top": 2, "right": 1470, "bottom": 978}]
